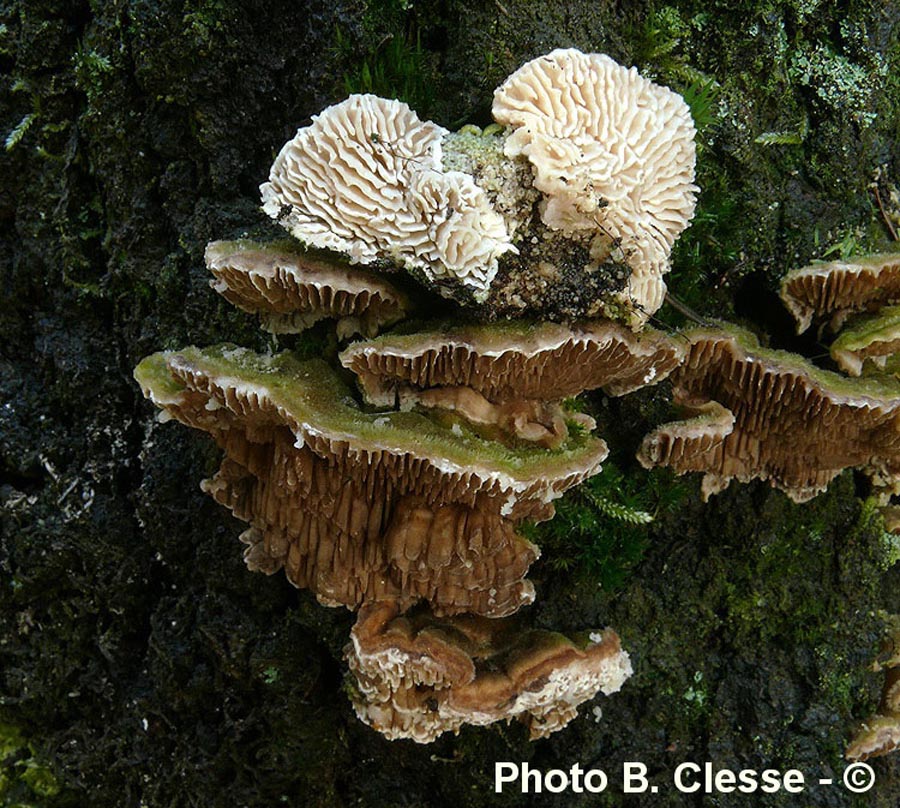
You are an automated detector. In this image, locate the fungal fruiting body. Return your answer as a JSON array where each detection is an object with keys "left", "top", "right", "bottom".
[
  {"left": 205, "top": 240, "right": 409, "bottom": 338},
  {"left": 261, "top": 51, "right": 698, "bottom": 324},
  {"left": 637, "top": 325, "right": 900, "bottom": 502},
  {"left": 135, "top": 345, "right": 608, "bottom": 617},
  {"left": 132, "top": 48, "right": 720, "bottom": 744},
  {"left": 780, "top": 253, "right": 900, "bottom": 334},
  {"left": 340, "top": 319, "right": 683, "bottom": 448},
  {"left": 492, "top": 49, "right": 698, "bottom": 321},
  {"left": 346, "top": 602, "right": 632, "bottom": 743},
  {"left": 846, "top": 616, "right": 900, "bottom": 761},
  {"left": 260, "top": 94, "right": 515, "bottom": 301}
]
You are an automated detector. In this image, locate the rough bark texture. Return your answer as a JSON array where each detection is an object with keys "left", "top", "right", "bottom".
[{"left": 1, "top": 1, "right": 899, "bottom": 806}]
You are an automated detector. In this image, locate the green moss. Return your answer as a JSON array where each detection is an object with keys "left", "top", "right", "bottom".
[
  {"left": 525, "top": 462, "right": 687, "bottom": 592},
  {"left": 0, "top": 722, "right": 62, "bottom": 805}
]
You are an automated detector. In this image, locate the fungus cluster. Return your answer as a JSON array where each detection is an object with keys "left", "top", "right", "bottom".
[
  {"left": 135, "top": 345, "right": 609, "bottom": 618},
  {"left": 136, "top": 44, "right": 900, "bottom": 753},
  {"left": 136, "top": 47, "right": 714, "bottom": 735},
  {"left": 260, "top": 94, "right": 515, "bottom": 300},
  {"left": 260, "top": 49, "right": 698, "bottom": 322},
  {"left": 637, "top": 325, "right": 900, "bottom": 502},
  {"left": 346, "top": 602, "right": 632, "bottom": 743}
]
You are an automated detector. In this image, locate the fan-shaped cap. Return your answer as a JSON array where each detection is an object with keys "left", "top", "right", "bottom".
[
  {"left": 637, "top": 325, "right": 900, "bottom": 502},
  {"left": 134, "top": 346, "right": 607, "bottom": 615},
  {"left": 345, "top": 601, "right": 632, "bottom": 743},
  {"left": 340, "top": 319, "right": 684, "bottom": 406},
  {"left": 780, "top": 253, "right": 900, "bottom": 334},
  {"left": 205, "top": 240, "right": 409, "bottom": 338},
  {"left": 260, "top": 94, "right": 515, "bottom": 300},
  {"left": 492, "top": 49, "right": 698, "bottom": 317}
]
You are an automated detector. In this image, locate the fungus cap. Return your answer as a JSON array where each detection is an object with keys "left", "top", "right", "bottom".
[
  {"left": 260, "top": 94, "right": 515, "bottom": 300},
  {"left": 492, "top": 49, "right": 698, "bottom": 317},
  {"left": 340, "top": 319, "right": 684, "bottom": 407},
  {"left": 134, "top": 346, "right": 608, "bottom": 615},
  {"left": 829, "top": 305, "right": 900, "bottom": 376},
  {"left": 780, "top": 253, "right": 900, "bottom": 334},
  {"left": 205, "top": 240, "right": 409, "bottom": 338},
  {"left": 345, "top": 602, "right": 632, "bottom": 743}
]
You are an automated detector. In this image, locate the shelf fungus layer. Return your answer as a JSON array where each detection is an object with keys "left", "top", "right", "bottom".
[
  {"left": 340, "top": 320, "right": 683, "bottom": 448},
  {"left": 780, "top": 253, "right": 900, "bottom": 334},
  {"left": 637, "top": 325, "right": 900, "bottom": 502},
  {"left": 134, "top": 346, "right": 607, "bottom": 616},
  {"left": 345, "top": 601, "right": 632, "bottom": 743},
  {"left": 493, "top": 49, "right": 698, "bottom": 320},
  {"left": 260, "top": 94, "right": 515, "bottom": 300},
  {"left": 205, "top": 240, "right": 409, "bottom": 338}
]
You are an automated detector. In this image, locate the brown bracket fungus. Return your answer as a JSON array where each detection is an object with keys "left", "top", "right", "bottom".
[
  {"left": 134, "top": 345, "right": 608, "bottom": 617},
  {"left": 345, "top": 601, "right": 632, "bottom": 743},
  {"left": 205, "top": 240, "right": 409, "bottom": 338},
  {"left": 637, "top": 325, "right": 900, "bottom": 502},
  {"left": 493, "top": 49, "right": 698, "bottom": 321},
  {"left": 846, "top": 616, "right": 900, "bottom": 761},
  {"left": 340, "top": 319, "right": 684, "bottom": 447},
  {"left": 260, "top": 94, "right": 515, "bottom": 301},
  {"left": 780, "top": 253, "right": 900, "bottom": 334}
]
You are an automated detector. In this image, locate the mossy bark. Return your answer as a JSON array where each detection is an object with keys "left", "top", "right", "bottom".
[{"left": 1, "top": 0, "right": 899, "bottom": 805}]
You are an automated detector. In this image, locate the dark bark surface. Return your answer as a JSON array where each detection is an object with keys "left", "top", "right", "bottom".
[{"left": 1, "top": 1, "right": 899, "bottom": 805}]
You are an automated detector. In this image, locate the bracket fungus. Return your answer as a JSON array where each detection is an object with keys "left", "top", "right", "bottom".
[
  {"left": 134, "top": 345, "right": 608, "bottom": 617},
  {"left": 637, "top": 325, "right": 900, "bottom": 502},
  {"left": 340, "top": 319, "right": 683, "bottom": 448},
  {"left": 260, "top": 94, "right": 515, "bottom": 300},
  {"left": 493, "top": 49, "right": 698, "bottom": 319},
  {"left": 846, "top": 617, "right": 900, "bottom": 761},
  {"left": 205, "top": 240, "right": 409, "bottom": 338},
  {"left": 345, "top": 601, "right": 632, "bottom": 743},
  {"left": 780, "top": 253, "right": 900, "bottom": 334}
]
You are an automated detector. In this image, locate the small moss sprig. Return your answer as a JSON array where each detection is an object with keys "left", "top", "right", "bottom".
[{"left": 524, "top": 463, "right": 686, "bottom": 591}]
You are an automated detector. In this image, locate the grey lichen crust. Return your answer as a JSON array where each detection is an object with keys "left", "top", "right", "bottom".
[
  {"left": 205, "top": 239, "right": 409, "bottom": 338},
  {"left": 638, "top": 324, "right": 900, "bottom": 502}
]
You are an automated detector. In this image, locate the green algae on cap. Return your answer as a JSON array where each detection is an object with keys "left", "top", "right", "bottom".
[
  {"left": 134, "top": 344, "right": 608, "bottom": 519},
  {"left": 205, "top": 239, "right": 409, "bottom": 338},
  {"left": 830, "top": 306, "right": 900, "bottom": 376}
]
